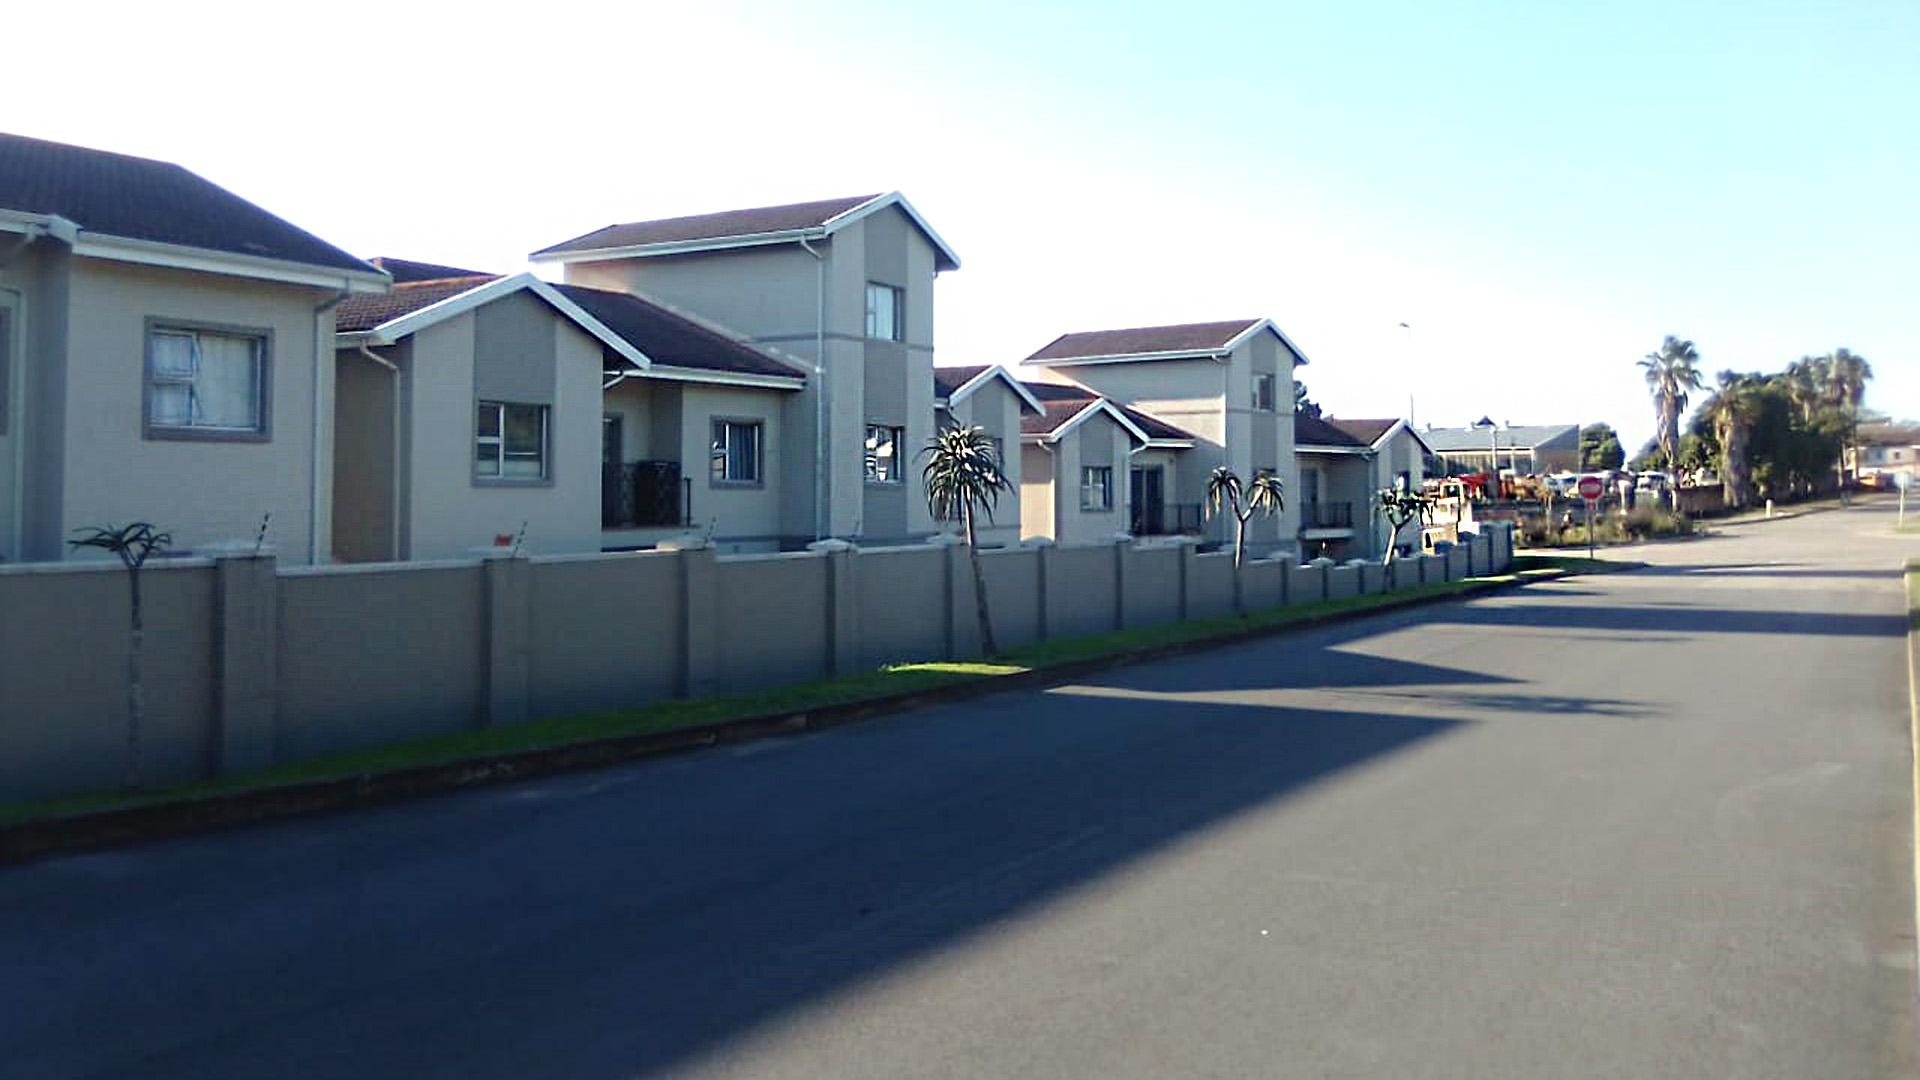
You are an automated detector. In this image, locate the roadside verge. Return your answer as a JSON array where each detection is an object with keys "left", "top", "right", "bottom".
[{"left": 0, "top": 556, "right": 1627, "bottom": 863}]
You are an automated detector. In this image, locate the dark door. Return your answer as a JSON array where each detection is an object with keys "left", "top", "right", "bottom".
[
  {"left": 1130, "top": 466, "right": 1164, "bottom": 535},
  {"left": 602, "top": 416, "right": 626, "bottom": 527}
]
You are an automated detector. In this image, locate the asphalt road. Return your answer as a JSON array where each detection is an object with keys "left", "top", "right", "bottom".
[{"left": 5, "top": 500, "right": 1918, "bottom": 1079}]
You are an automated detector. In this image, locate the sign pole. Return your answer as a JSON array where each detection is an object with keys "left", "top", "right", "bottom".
[{"left": 1586, "top": 497, "right": 1594, "bottom": 561}]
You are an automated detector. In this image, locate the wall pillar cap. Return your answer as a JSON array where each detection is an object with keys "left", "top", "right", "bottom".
[
  {"left": 807, "top": 538, "right": 857, "bottom": 553},
  {"left": 467, "top": 546, "right": 527, "bottom": 560},
  {"left": 925, "top": 532, "right": 965, "bottom": 548},
  {"left": 203, "top": 541, "right": 278, "bottom": 559},
  {"left": 657, "top": 534, "right": 712, "bottom": 551},
  {"left": 1309, "top": 556, "right": 1336, "bottom": 567},
  {"left": 1108, "top": 532, "right": 1136, "bottom": 545}
]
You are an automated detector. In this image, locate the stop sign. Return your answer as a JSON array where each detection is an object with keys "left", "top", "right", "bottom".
[{"left": 1577, "top": 475, "right": 1605, "bottom": 501}]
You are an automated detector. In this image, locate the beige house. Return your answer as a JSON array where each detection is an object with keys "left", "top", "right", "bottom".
[
  {"left": 932, "top": 364, "right": 1042, "bottom": 546},
  {"left": 333, "top": 268, "right": 807, "bottom": 560},
  {"left": 1294, "top": 415, "right": 1432, "bottom": 559},
  {"left": 0, "top": 132, "right": 386, "bottom": 565},
  {"left": 533, "top": 192, "right": 957, "bottom": 549},
  {"left": 1424, "top": 420, "right": 1578, "bottom": 476},
  {"left": 1016, "top": 382, "right": 1197, "bottom": 545},
  {"left": 1846, "top": 424, "right": 1920, "bottom": 486},
  {"left": 1020, "top": 318, "right": 1304, "bottom": 558}
]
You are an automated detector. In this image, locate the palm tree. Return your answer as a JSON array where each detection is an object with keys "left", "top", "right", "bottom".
[
  {"left": 1781, "top": 357, "right": 1824, "bottom": 424},
  {"left": 1700, "top": 372, "right": 1761, "bottom": 509},
  {"left": 922, "top": 425, "right": 1014, "bottom": 657},
  {"left": 1826, "top": 348, "right": 1873, "bottom": 486},
  {"left": 1205, "top": 466, "right": 1286, "bottom": 570},
  {"left": 1639, "top": 336, "right": 1703, "bottom": 489},
  {"left": 69, "top": 522, "right": 171, "bottom": 790}
]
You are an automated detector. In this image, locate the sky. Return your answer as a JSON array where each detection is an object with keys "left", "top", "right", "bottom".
[{"left": 4, "top": 0, "right": 1914, "bottom": 453}]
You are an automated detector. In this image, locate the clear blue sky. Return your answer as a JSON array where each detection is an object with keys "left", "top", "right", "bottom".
[{"left": 5, "top": 1, "right": 1912, "bottom": 451}]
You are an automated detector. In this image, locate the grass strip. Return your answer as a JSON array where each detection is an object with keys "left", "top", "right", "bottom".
[{"left": 1, "top": 562, "right": 1585, "bottom": 830}]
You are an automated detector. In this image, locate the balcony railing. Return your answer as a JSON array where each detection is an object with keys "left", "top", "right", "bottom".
[
  {"left": 1301, "top": 500, "right": 1354, "bottom": 529},
  {"left": 604, "top": 461, "right": 691, "bottom": 528},
  {"left": 1132, "top": 502, "right": 1203, "bottom": 536}
]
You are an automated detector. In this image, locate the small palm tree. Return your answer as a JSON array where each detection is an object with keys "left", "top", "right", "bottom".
[
  {"left": 1700, "top": 371, "right": 1762, "bottom": 508},
  {"left": 69, "top": 522, "right": 171, "bottom": 790},
  {"left": 922, "top": 425, "right": 1014, "bottom": 657},
  {"left": 1205, "top": 466, "right": 1286, "bottom": 570},
  {"left": 1377, "top": 486, "right": 1431, "bottom": 564},
  {"left": 1639, "top": 336, "right": 1703, "bottom": 501}
]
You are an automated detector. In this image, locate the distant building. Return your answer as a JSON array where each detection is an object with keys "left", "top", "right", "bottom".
[
  {"left": 1847, "top": 424, "right": 1920, "bottom": 485},
  {"left": 1422, "top": 420, "right": 1579, "bottom": 476}
]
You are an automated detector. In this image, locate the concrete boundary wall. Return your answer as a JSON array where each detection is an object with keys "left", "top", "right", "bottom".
[{"left": 0, "top": 524, "right": 1514, "bottom": 802}]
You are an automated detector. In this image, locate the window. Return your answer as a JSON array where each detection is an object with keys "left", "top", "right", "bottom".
[
  {"left": 1253, "top": 373, "right": 1276, "bottom": 412},
  {"left": 146, "top": 324, "right": 267, "bottom": 437},
  {"left": 1080, "top": 466, "right": 1113, "bottom": 511},
  {"left": 710, "top": 419, "right": 762, "bottom": 483},
  {"left": 865, "top": 283, "right": 903, "bottom": 341},
  {"left": 476, "top": 402, "right": 548, "bottom": 480},
  {"left": 865, "top": 424, "right": 905, "bottom": 483}
]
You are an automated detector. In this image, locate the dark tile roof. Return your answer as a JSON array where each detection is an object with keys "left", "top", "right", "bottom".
[
  {"left": 933, "top": 364, "right": 993, "bottom": 399},
  {"left": 1326, "top": 418, "right": 1398, "bottom": 446},
  {"left": 1295, "top": 413, "right": 1369, "bottom": 448},
  {"left": 534, "top": 194, "right": 881, "bottom": 258},
  {"left": 336, "top": 276, "right": 500, "bottom": 332},
  {"left": 1014, "top": 381, "right": 1196, "bottom": 442},
  {"left": 369, "top": 256, "right": 490, "bottom": 284},
  {"left": 0, "top": 131, "right": 375, "bottom": 274},
  {"left": 552, "top": 284, "right": 806, "bottom": 380},
  {"left": 1027, "top": 319, "right": 1263, "bottom": 362}
]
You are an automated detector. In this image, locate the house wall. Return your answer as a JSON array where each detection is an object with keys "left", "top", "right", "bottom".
[
  {"left": 1020, "top": 443, "right": 1055, "bottom": 540},
  {"left": 55, "top": 258, "right": 335, "bottom": 562},
  {"left": 1052, "top": 412, "right": 1131, "bottom": 544},
  {"left": 1369, "top": 426, "right": 1427, "bottom": 555},
  {"left": 1298, "top": 452, "right": 1373, "bottom": 560},
  {"left": 398, "top": 304, "right": 602, "bottom": 560},
  {"left": 332, "top": 347, "right": 397, "bottom": 562},
  {"left": 0, "top": 522, "right": 1518, "bottom": 803},
  {"left": 678, "top": 382, "right": 788, "bottom": 551}
]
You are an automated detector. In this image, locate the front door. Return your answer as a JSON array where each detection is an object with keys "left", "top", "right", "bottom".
[
  {"left": 0, "top": 302, "right": 15, "bottom": 562},
  {"left": 1129, "top": 465, "right": 1164, "bottom": 535}
]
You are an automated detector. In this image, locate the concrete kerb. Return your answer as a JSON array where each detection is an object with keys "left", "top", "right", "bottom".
[
  {"left": 0, "top": 565, "right": 1587, "bottom": 865},
  {"left": 1905, "top": 557, "right": 1920, "bottom": 1009}
]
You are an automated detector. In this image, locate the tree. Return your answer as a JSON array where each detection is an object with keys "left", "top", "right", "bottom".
[
  {"left": 1293, "top": 380, "right": 1322, "bottom": 419},
  {"left": 1205, "top": 466, "right": 1286, "bottom": 571},
  {"left": 1699, "top": 371, "right": 1764, "bottom": 508},
  {"left": 1638, "top": 336, "right": 1703, "bottom": 484},
  {"left": 1376, "top": 486, "right": 1431, "bottom": 564},
  {"left": 1825, "top": 348, "right": 1873, "bottom": 485},
  {"left": 1579, "top": 423, "right": 1625, "bottom": 470},
  {"left": 68, "top": 522, "right": 171, "bottom": 790},
  {"left": 922, "top": 426, "right": 1014, "bottom": 657}
]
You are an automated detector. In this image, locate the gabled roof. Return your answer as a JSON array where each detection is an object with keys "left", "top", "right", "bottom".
[
  {"left": 553, "top": 284, "right": 808, "bottom": 384},
  {"left": 369, "top": 256, "right": 490, "bottom": 284},
  {"left": 1295, "top": 413, "right": 1370, "bottom": 451},
  {"left": 0, "top": 131, "right": 383, "bottom": 289},
  {"left": 530, "top": 191, "right": 960, "bottom": 272},
  {"left": 1423, "top": 423, "right": 1579, "bottom": 452},
  {"left": 1329, "top": 417, "right": 1435, "bottom": 457},
  {"left": 1024, "top": 317, "right": 1310, "bottom": 367},
  {"left": 933, "top": 364, "right": 1043, "bottom": 414},
  {"left": 1018, "top": 381, "right": 1196, "bottom": 447},
  {"left": 337, "top": 272, "right": 807, "bottom": 388}
]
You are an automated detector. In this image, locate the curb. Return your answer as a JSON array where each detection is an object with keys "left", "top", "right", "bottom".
[
  {"left": 0, "top": 566, "right": 1579, "bottom": 865},
  {"left": 1905, "top": 561, "right": 1920, "bottom": 1012}
]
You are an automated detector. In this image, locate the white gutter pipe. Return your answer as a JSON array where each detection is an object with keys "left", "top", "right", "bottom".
[
  {"left": 799, "top": 235, "right": 827, "bottom": 540},
  {"left": 310, "top": 288, "right": 351, "bottom": 564}
]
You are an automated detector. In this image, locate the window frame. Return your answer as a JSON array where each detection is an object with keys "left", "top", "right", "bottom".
[
  {"left": 474, "top": 400, "right": 551, "bottom": 485},
  {"left": 142, "top": 317, "right": 273, "bottom": 443},
  {"left": 1253, "top": 373, "right": 1276, "bottom": 412},
  {"left": 864, "top": 423, "right": 907, "bottom": 485},
  {"left": 1079, "top": 465, "right": 1113, "bottom": 511},
  {"left": 709, "top": 417, "right": 765, "bottom": 487},
  {"left": 864, "top": 282, "right": 904, "bottom": 342}
]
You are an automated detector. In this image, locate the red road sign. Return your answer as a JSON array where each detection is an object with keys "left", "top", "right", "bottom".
[{"left": 1577, "top": 476, "right": 1605, "bottom": 501}]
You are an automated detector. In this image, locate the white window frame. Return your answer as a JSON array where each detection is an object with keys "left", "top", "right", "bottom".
[
  {"left": 709, "top": 418, "right": 764, "bottom": 485},
  {"left": 143, "top": 320, "right": 271, "bottom": 441},
  {"left": 1080, "top": 465, "right": 1113, "bottom": 511},
  {"left": 865, "top": 282, "right": 904, "bottom": 342},
  {"left": 476, "top": 401, "right": 550, "bottom": 482},
  {"left": 865, "top": 424, "right": 906, "bottom": 484}
]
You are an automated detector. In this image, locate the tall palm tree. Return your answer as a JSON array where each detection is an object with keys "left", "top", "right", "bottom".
[
  {"left": 1781, "top": 357, "right": 1824, "bottom": 424},
  {"left": 69, "top": 522, "right": 171, "bottom": 790},
  {"left": 1205, "top": 466, "right": 1287, "bottom": 570},
  {"left": 1639, "top": 336, "right": 1703, "bottom": 488},
  {"left": 1826, "top": 348, "right": 1873, "bottom": 485},
  {"left": 922, "top": 425, "right": 1014, "bottom": 657},
  {"left": 1700, "top": 371, "right": 1761, "bottom": 509}
]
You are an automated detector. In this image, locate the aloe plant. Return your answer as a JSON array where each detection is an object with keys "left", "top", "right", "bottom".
[{"left": 69, "top": 522, "right": 171, "bottom": 790}]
